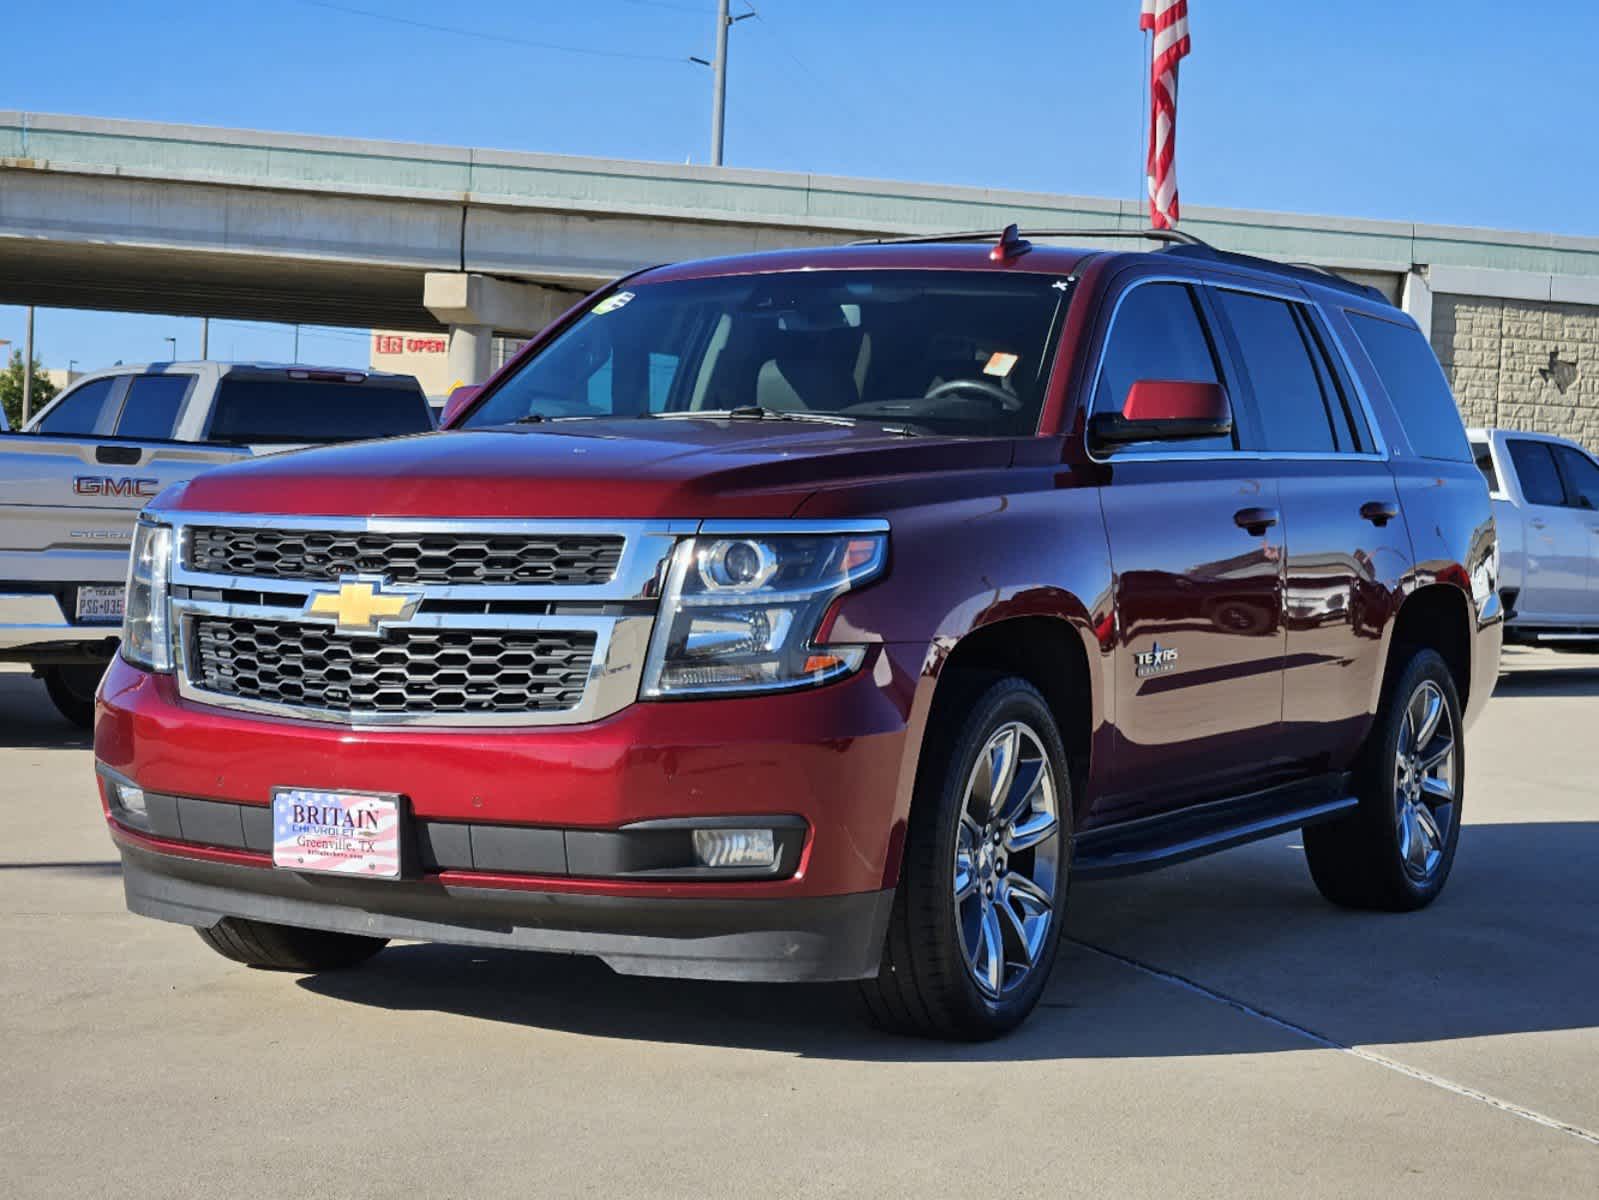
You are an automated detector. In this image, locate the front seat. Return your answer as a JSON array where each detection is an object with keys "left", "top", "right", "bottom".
[{"left": 754, "top": 316, "right": 864, "bottom": 412}]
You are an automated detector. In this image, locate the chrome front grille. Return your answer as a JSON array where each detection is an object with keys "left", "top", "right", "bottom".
[
  {"left": 165, "top": 514, "right": 689, "bottom": 728},
  {"left": 192, "top": 619, "right": 596, "bottom": 716},
  {"left": 187, "top": 526, "right": 623, "bottom": 586}
]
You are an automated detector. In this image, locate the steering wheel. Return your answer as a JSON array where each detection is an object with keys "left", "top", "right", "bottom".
[{"left": 923, "top": 378, "right": 1023, "bottom": 413}]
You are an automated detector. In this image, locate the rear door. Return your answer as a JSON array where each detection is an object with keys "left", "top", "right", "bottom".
[
  {"left": 1209, "top": 283, "right": 1408, "bottom": 769},
  {"left": 1549, "top": 442, "right": 1599, "bottom": 621},
  {"left": 1504, "top": 438, "right": 1588, "bottom": 621},
  {"left": 1091, "top": 277, "right": 1288, "bottom": 821}
]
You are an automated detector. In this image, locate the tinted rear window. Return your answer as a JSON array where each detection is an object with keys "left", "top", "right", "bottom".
[
  {"left": 116, "top": 374, "right": 193, "bottom": 440},
  {"left": 1346, "top": 312, "right": 1470, "bottom": 462},
  {"left": 208, "top": 378, "right": 431, "bottom": 445},
  {"left": 1216, "top": 290, "right": 1337, "bottom": 453}
]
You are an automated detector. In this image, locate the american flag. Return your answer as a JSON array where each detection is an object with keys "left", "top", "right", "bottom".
[{"left": 1140, "top": 0, "right": 1192, "bottom": 229}]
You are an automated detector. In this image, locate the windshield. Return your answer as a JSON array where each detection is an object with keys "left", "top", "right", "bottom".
[{"left": 462, "top": 270, "right": 1072, "bottom": 437}]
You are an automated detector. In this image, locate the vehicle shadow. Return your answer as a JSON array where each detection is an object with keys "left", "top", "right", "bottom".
[
  {"left": 1493, "top": 664, "right": 1599, "bottom": 699},
  {"left": 298, "top": 819, "right": 1599, "bottom": 1062},
  {"left": 0, "top": 671, "right": 92, "bottom": 749}
]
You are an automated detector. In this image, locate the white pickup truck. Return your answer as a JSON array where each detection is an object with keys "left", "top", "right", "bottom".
[
  {"left": 1469, "top": 427, "right": 1599, "bottom": 649},
  {"left": 1, "top": 361, "right": 433, "bottom": 725}
]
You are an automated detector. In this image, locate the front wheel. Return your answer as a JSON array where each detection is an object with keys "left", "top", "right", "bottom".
[
  {"left": 861, "top": 675, "right": 1071, "bottom": 1040},
  {"left": 41, "top": 664, "right": 105, "bottom": 729},
  {"left": 196, "top": 917, "right": 388, "bottom": 972},
  {"left": 1304, "top": 647, "right": 1464, "bottom": 911}
]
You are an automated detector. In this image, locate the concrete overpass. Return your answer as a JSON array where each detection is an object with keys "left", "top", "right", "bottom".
[{"left": 6, "top": 110, "right": 1599, "bottom": 392}]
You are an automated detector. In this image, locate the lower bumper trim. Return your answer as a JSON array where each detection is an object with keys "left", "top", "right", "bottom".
[{"left": 119, "top": 842, "right": 895, "bottom": 984}]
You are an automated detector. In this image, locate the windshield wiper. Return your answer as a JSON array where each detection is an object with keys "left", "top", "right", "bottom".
[{"left": 512, "top": 413, "right": 548, "bottom": 424}]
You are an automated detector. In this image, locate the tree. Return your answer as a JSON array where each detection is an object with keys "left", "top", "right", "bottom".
[{"left": 0, "top": 350, "right": 58, "bottom": 429}]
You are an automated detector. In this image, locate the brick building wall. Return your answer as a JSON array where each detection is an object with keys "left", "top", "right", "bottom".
[{"left": 1432, "top": 294, "right": 1599, "bottom": 449}]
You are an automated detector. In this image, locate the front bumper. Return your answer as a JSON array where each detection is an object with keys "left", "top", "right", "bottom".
[
  {"left": 116, "top": 835, "right": 895, "bottom": 982},
  {"left": 96, "top": 646, "right": 925, "bottom": 981}
]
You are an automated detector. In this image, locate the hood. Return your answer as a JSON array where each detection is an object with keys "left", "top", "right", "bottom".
[{"left": 169, "top": 419, "right": 1017, "bottom": 519}]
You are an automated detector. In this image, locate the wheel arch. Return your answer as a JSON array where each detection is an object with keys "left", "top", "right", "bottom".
[
  {"left": 922, "top": 614, "right": 1098, "bottom": 829},
  {"left": 1384, "top": 583, "right": 1474, "bottom": 711}
]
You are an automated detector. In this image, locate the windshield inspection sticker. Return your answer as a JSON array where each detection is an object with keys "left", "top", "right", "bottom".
[
  {"left": 593, "top": 291, "right": 635, "bottom": 315},
  {"left": 983, "top": 351, "right": 1020, "bottom": 378}
]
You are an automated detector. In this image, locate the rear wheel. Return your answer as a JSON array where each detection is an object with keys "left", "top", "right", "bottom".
[
  {"left": 861, "top": 675, "right": 1071, "bottom": 1040},
  {"left": 1304, "top": 648, "right": 1463, "bottom": 910},
  {"left": 41, "top": 664, "right": 105, "bottom": 729},
  {"left": 196, "top": 917, "right": 388, "bottom": 972}
]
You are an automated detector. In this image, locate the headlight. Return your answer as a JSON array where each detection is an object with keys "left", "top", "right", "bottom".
[
  {"left": 122, "top": 518, "right": 174, "bottom": 673},
  {"left": 641, "top": 528, "right": 887, "bottom": 698}
]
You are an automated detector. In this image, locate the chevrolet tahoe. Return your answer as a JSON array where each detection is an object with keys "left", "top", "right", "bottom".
[{"left": 95, "top": 229, "right": 1502, "bottom": 1039}]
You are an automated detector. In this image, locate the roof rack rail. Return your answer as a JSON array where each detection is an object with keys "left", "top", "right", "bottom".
[
  {"left": 851, "top": 225, "right": 1211, "bottom": 249},
  {"left": 848, "top": 224, "right": 1390, "bottom": 305}
]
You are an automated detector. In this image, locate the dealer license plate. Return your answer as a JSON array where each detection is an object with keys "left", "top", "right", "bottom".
[
  {"left": 76, "top": 585, "right": 125, "bottom": 622},
  {"left": 272, "top": 789, "right": 402, "bottom": 880}
]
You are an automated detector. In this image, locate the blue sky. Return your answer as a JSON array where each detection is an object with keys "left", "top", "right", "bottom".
[{"left": 1, "top": 0, "right": 1589, "bottom": 376}]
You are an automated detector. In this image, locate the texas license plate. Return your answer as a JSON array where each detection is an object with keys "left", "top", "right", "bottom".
[
  {"left": 271, "top": 789, "right": 402, "bottom": 880},
  {"left": 76, "top": 585, "right": 125, "bottom": 621}
]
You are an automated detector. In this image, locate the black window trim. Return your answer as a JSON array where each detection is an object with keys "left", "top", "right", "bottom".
[{"left": 1084, "top": 270, "right": 1391, "bottom": 465}]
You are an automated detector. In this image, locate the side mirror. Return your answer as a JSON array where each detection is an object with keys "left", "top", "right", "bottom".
[
  {"left": 1089, "top": 379, "right": 1232, "bottom": 449},
  {"left": 439, "top": 384, "right": 482, "bottom": 430}
]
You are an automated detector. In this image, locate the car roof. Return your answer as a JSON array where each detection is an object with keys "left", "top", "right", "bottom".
[
  {"left": 631, "top": 235, "right": 1389, "bottom": 305},
  {"left": 1469, "top": 427, "right": 1587, "bottom": 448},
  {"left": 65, "top": 362, "right": 418, "bottom": 383}
]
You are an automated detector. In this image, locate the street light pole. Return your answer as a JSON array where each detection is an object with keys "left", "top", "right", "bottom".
[
  {"left": 706, "top": 1, "right": 753, "bottom": 166},
  {"left": 711, "top": 0, "right": 730, "bottom": 166},
  {"left": 200, "top": 317, "right": 209, "bottom": 361},
  {"left": 164, "top": 336, "right": 177, "bottom": 361},
  {"left": 21, "top": 306, "right": 34, "bottom": 425}
]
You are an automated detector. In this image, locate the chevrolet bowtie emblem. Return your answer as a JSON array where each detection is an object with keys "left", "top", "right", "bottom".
[{"left": 305, "top": 578, "right": 421, "bottom": 634}]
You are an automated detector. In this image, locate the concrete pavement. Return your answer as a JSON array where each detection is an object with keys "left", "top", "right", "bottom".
[{"left": 2, "top": 650, "right": 1596, "bottom": 1198}]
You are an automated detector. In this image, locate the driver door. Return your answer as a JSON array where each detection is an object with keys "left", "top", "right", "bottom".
[{"left": 1092, "top": 279, "right": 1288, "bottom": 823}]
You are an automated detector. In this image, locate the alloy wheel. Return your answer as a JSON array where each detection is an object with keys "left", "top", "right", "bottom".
[
  {"left": 1393, "top": 679, "right": 1456, "bottom": 883},
  {"left": 952, "top": 721, "right": 1063, "bottom": 998}
]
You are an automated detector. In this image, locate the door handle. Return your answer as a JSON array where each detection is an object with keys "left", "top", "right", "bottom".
[
  {"left": 1530, "top": 519, "right": 1547, "bottom": 530},
  {"left": 1360, "top": 500, "right": 1400, "bottom": 527},
  {"left": 1234, "top": 507, "right": 1279, "bottom": 535}
]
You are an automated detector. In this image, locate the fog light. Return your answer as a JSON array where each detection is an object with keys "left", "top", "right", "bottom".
[
  {"left": 691, "top": 828, "right": 776, "bottom": 870},
  {"left": 114, "top": 781, "right": 147, "bottom": 817}
]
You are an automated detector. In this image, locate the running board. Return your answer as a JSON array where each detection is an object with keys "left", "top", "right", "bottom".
[{"left": 1073, "top": 775, "right": 1356, "bottom": 879}]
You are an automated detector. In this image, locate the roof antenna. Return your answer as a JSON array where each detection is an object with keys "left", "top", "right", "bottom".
[{"left": 990, "top": 223, "right": 1032, "bottom": 262}]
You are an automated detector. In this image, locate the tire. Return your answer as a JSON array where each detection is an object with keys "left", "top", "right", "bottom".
[
  {"left": 196, "top": 917, "right": 388, "bottom": 972},
  {"left": 41, "top": 664, "right": 105, "bottom": 729},
  {"left": 1304, "top": 647, "right": 1464, "bottom": 911},
  {"left": 861, "top": 675, "right": 1072, "bottom": 1040}
]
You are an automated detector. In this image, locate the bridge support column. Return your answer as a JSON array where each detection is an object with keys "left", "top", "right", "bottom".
[
  {"left": 446, "top": 323, "right": 492, "bottom": 388},
  {"left": 424, "top": 272, "right": 579, "bottom": 385}
]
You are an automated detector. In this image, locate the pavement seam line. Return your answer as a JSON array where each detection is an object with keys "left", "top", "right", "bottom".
[{"left": 1069, "top": 938, "right": 1599, "bottom": 1150}]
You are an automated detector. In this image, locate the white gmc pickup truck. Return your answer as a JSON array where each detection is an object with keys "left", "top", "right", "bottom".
[
  {"left": 1470, "top": 427, "right": 1599, "bottom": 650},
  {"left": 1, "top": 361, "right": 433, "bottom": 724}
]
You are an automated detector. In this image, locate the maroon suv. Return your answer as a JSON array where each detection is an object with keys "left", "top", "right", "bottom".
[{"left": 95, "top": 228, "right": 1502, "bottom": 1039}]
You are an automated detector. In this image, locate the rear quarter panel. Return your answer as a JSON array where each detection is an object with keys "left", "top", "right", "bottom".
[{"left": 1322, "top": 302, "right": 1502, "bottom": 727}]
